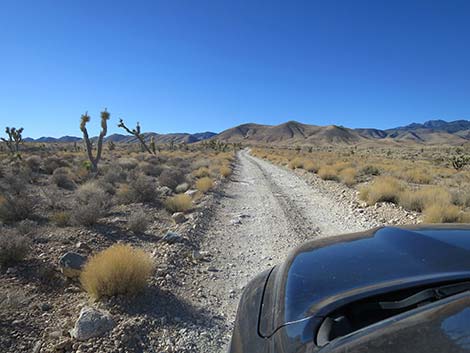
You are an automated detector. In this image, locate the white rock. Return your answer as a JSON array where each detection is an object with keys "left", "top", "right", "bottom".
[{"left": 70, "top": 307, "right": 115, "bottom": 341}]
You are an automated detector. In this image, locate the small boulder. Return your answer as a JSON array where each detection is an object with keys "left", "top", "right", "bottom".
[
  {"left": 162, "top": 231, "right": 183, "bottom": 244},
  {"left": 172, "top": 212, "right": 187, "bottom": 224},
  {"left": 70, "top": 307, "right": 115, "bottom": 341},
  {"left": 175, "top": 182, "right": 190, "bottom": 194},
  {"left": 157, "top": 186, "right": 172, "bottom": 197},
  {"left": 58, "top": 252, "right": 86, "bottom": 278},
  {"left": 184, "top": 189, "right": 198, "bottom": 197}
]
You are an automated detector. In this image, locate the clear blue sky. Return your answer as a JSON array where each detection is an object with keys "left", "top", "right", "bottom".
[{"left": 1, "top": 0, "right": 470, "bottom": 138}]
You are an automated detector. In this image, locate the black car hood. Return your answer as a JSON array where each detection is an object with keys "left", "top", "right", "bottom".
[{"left": 260, "top": 225, "right": 470, "bottom": 337}]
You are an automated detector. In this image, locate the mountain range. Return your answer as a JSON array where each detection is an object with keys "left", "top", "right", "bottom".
[{"left": 23, "top": 119, "right": 470, "bottom": 146}]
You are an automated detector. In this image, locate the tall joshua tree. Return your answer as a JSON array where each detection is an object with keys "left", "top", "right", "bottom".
[
  {"left": 117, "top": 119, "right": 154, "bottom": 154},
  {"left": 80, "top": 109, "right": 110, "bottom": 173},
  {"left": 1, "top": 127, "right": 24, "bottom": 154}
]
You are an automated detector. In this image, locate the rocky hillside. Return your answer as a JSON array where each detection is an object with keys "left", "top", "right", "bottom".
[{"left": 216, "top": 119, "right": 470, "bottom": 145}]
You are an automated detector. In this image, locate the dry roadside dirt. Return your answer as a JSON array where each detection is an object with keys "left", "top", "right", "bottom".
[{"left": 179, "top": 150, "right": 378, "bottom": 352}]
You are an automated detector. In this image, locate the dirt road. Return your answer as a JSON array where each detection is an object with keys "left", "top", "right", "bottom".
[{"left": 181, "top": 150, "right": 375, "bottom": 352}]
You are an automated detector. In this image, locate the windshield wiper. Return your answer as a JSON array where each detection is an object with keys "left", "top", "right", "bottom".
[{"left": 379, "top": 281, "right": 470, "bottom": 310}]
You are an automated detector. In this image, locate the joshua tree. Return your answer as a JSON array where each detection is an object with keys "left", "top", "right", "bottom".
[
  {"left": 117, "top": 119, "right": 154, "bottom": 154},
  {"left": 108, "top": 140, "right": 116, "bottom": 151},
  {"left": 1, "top": 127, "right": 24, "bottom": 154},
  {"left": 150, "top": 136, "right": 156, "bottom": 154},
  {"left": 80, "top": 109, "right": 110, "bottom": 173}
]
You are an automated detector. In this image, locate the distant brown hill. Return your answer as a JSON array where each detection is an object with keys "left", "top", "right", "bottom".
[
  {"left": 216, "top": 119, "right": 470, "bottom": 145},
  {"left": 216, "top": 121, "right": 363, "bottom": 145}
]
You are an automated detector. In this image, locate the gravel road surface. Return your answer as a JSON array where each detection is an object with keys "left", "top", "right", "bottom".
[{"left": 183, "top": 150, "right": 374, "bottom": 352}]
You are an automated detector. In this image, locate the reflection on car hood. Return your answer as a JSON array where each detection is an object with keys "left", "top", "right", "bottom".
[{"left": 260, "top": 225, "right": 470, "bottom": 337}]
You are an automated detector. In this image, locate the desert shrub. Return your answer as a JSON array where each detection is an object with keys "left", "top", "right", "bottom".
[
  {"left": 118, "top": 158, "right": 139, "bottom": 171},
  {"left": 16, "top": 220, "right": 37, "bottom": 235},
  {"left": 401, "top": 169, "right": 433, "bottom": 184},
  {"left": 339, "top": 168, "right": 357, "bottom": 186},
  {"left": 459, "top": 212, "right": 470, "bottom": 223},
  {"left": 164, "top": 194, "right": 192, "bottom": 213},
  {"left": 451, "top": 187, "right": 470, "bottom": 208},
  {"left": 0, "top": 193, "right": 34, "bottom": 224},
  {"left": 196, "top": 177, "right": 214, "bottom": 193},
  {"left": 303, "top": 160, "right": 318, "bottom": 173},
  {"left": 52, "top": 167, "right": 75, "bottom": 190},
  {"left": 361, "top": 165, "right": 381, "bottom": 176},
  {"left": 139, "top": 162, "right": 163, "bottom": 177},
  {"left": 175, "top": 182, "right": 189, "bottom": 194},
  {"left": 102, "top": 166, "right": 127, "bottom": 185},
  {"left": 159, "top": 169, "right": 186, "bottom": 190},
  {"left": 0, "top": 229, "right": 30, "bottom": 267},
  {"left": 127, "top": 210, "right": 150, "bottom": 234},
  {"left": 25, "top": 155, "right": 42, "bottom": 173},
  {"left": 80, "top": 244, "right": 154, "bottom": 300},
  {"left": 359, "top": 176, "right": 404, "bottom": 205},
  {"left": 43, "top": 156, "right": 67, "bottom": 174},
  {"left": 318, "top": 166, "right": 339, "bottom": 181},
  {"left": 399, "top": 187, "right": 452, "bottom": 212},
  {"left": 423, "top": 204, "right": 461, "bottom": 223},
  {"left": 288, "top": 158, "right": 304, "bottom": 170},
  {"left": 71, "top": 182, "right": 109, "bottom": 226},
  {"left": 50, "top": 211, "right": 71, "bottom": 227},
  {"left": 192, "top": 167, "right": 210, "bottom": 178},
  {"left": 127, "top": 175, "right": 157, "bottom": 203},
  {"left": 220, "top": 165, "right": 232, "bottom": 178}
]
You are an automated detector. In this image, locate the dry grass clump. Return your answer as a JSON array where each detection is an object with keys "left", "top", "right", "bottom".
[
  {"left": 0, "top": 229, "right": 30, "bottom": 267},
  {"left": 423, "top": 204, "right": 462, "bottom": 223},
  {"left": 71, "top": 182, "right": 109, "bottom": 226},
  {"left": 303, "top": 160, "right": 318, "bottom": 173},
  {"left": 192, "top": 167, "right": 210, "bottom": 178},
  {"left": 317, "top": 166, "right": 339, "bottom": 181},
  {"left": 400, "top": 168, "right": 433, "bottom": 184},
  {"left": 220, "top": 165, "right": 232, "bottom": 178},
  {"left": 50, "top": 211, "right": 71, "bottom": 227},
  {"left": 127, "top": 209, "right": 150, "bottom": 234},
  {"left": 398, "top": 187, "right": 452, "bottom": 212},
  {"left": 360, "top": 176, "right": 404, "bottom": 205},
  {"left": 80, "top": 244, "right": 154, "bottom": 300},
  {"left": 288, "top": 158, "right": 304, "bottom": 170},
  {"left": 339, "top": 168, "right": 357, "bottom": 186},
  {"left": 164, "top": 194, "right": 192, "bottom": 213},
  {"left": 196, "top": 177, "right": 214, "bottom": 193}
]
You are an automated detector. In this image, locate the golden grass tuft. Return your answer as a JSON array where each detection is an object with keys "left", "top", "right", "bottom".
[
  {"left": 400, "top": 168, "right": 433, "bottom": 184},
  {"left": 359, "top": 176, "right": 404, "bottom": 205},
  {"left": 288, "top": 157, "right": 304, "bottom": 170},
  {"left": 196, "top": 177, "right": 214, "bottom": 193},
  {"left": 303, "top": 160, "right": 318, "bottom": 173},
  {"left": 80, "top": 244, "right": 154, "bottom": 300},
  {"left": 220, "top": 165, "right": 232, "bottom": 178},
  {"left": 398, "top": 187, "right": 452, "bottom": 212},
  {"left": 423, "top": 204, "right": 462, "bottom": 223},
  {"left": 164, "top": 194, "right": 192, "bottom": 213},
  {"left": 339, "top": 167, "right": 357, "bottom": 186},
  {"left": 317, "top": 166, "right": 339, "bottom": 181},
  {"left": 192, "top": 167, "right": 210, "bottom": 178}
]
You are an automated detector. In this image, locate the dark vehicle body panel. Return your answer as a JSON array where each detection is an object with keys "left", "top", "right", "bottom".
[{"left": 229, "top": 225, "right": 470, "bottom": 353}]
